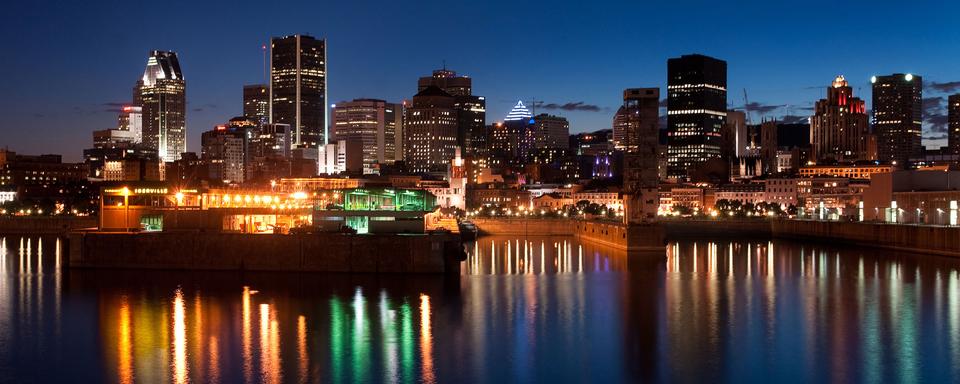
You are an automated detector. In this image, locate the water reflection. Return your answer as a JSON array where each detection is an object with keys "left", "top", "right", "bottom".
[{"left": 2, "top": 235, "right": 960, "bottom": 382}]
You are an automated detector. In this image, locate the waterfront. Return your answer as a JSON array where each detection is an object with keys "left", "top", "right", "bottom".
[{"left": 2, "top": 236, "right": 960, "bottom": 382}]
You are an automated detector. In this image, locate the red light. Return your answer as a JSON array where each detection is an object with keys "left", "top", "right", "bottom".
[
  {"left": 216, "top": 125, "right": 226, "bottom": 131},
  {"left": 122, "top": 106, "right": 132, "bottom": 112}
]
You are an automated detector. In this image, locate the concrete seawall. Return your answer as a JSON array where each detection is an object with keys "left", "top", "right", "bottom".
[
  {"left": 772, "top": 220, "right": 960, "bottom": 258},
  {"left": 0, "top": 217, "right": 97, "bottom": 234},
  {"left": 471, "top": 218, "right": 575, "bottom": 236},
  {"left": 573, "top": 221, "right": 665, "bottom": 252},
  {"left": 663, "top": 219, "right": 772, "bottom": 239},
  {"left": 69, "top": 232, "right": 464, "bottom": 275}
]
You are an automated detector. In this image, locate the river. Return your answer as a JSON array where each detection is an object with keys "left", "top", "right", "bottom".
[{"left": 1, "top": 235, "right": 958, "bottom": 383}]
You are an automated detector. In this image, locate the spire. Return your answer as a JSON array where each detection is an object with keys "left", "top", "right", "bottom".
[{"left": 504, "top": 100, "right": 532, "bottom": 121}]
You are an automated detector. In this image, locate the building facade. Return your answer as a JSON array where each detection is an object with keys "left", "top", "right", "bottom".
[
  {"left": 666, "top": 54, "right": 727, "bottom": 180},
  {"left": 270, "top": 34, "right": 327, "bottom": 148},
  {"left": 872, "top": 73, "right": 923, "bottom": 165},
  {"left": 533, "top": 113, "right": 569, "bottom": 149},
  {"left": 332, "top": 99, "right": 403, "bottom": 174},
  {"left": 135, "top": 50, "right": 186, "bottom": 162},
  {"left": 949, "top": 94, "right": 960, "bottom": 156},
  {"left": 810, "top": 75, "right": 870, "bottom": 163},
  {"left": 404, "top": 86, "right": 458, "bottom": 174},
  {"left": 243, "top": 84, "right": 269, "bottom": 127},
  {"left": 415, "top": 69, "right": 487, "bottom": 164}
]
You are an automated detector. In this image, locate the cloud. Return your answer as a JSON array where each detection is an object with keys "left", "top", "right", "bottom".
[
  {"left": 928, "top": 81, "right": 960, "bottom": 94},
  {"left": 779, "top": 115, "right": 809, "bottom": 124},
  {"left": 924, "top": 133, "right": 948, "bottom": 141},
  {"left": 922, "top": 97, "right": 948, "bottom": 134},
  {"left": 536, "top": 101, "right": 605, "bottom": 112},
  {"left": 102, "top": 101, "right": 129, "bottom": 113},
  {"left": 739, "top": 102, "right": 785, "bottom": 114}
]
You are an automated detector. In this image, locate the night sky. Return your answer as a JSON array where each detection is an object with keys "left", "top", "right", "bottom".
[{"left": 2, "top": 0, "right": 958, "bottom": 161}]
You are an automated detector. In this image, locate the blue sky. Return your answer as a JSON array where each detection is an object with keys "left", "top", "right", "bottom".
[{"left": 1, "top": 0, "right": 958, "bottom": 160}]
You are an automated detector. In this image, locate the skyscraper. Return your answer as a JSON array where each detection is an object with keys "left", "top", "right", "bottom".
[
  {"left": 417, "top": 69, "right": 487, "bottom": 159},
  {"left": 666, "top": 54, "right": 727, "bottom": 180},
  {"left": 872, "top": 73, "right": 923, "bottom": 165},
  {"left": 270, "top": 34, "right": 327, "bottom": 148},
  {"left": 135, "top": 50, "right": 185, "bottom": 162},
  {"left": 243, "top": 84, "right": 269, "bottom": 127},
  {"left": 618, "top": 88, "right": 660, "bottom": 222},
  {"left": 950, "top": 94, "right": 960, "bottom": 156},
  {"left": 201, "top": 125, "right": 246, "bottom": 183},
  {"left": 332, "top": 99, "right": 404, "bottom": 174},
  {"left": 405, "top": 69, "right": 486, "bottom": 174},
  {"left": 117, "top": 106, "right": 143, "bottom": 144},
  {"left": 404, "top": 86, "right": 458, "bottom": 174},
  {"left": 810, "top": 75, "right": 870, "bottom": 163},
  {"left": 489, "top": 101, "right": 536, "bottom": 168}
]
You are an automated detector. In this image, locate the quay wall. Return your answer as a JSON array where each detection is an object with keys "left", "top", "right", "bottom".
[
  {"left": 0, "top": 216, "right": 97, "bottom": 234},
  {"left": 772, "top": 220, "right": 960, "bottom": 258},
  {"left": 68, "top": 232, "right": 464, "bottom": 275},
  {"left": 662, "top": 219, "right": 772, "bottom": 239},
  {"left": 573, "top": 221, "right": 665, "bottom": 251},
  {"left": 471, "top": 218, "right": 575, "bottom": 236}
]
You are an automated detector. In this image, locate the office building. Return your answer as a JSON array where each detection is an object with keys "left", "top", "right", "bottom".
[
  {"left": 948, "top": 94, "right": 960, "bottom": 156},
  {"left": 270, "top": 34, "right": 327, "bottom": 148},
  {"left": 243, "top": 84, "right": 269, "bottom": 127},
  {"left": 201, "top": 125, "right": 247, "bottom": 183},
  {"left": 666, "top": 54, "right": 727, "bottom": 180},
  {"left": 135, "top": 50, "right": 186, "bottom": 162},
  {"left": 332, "top": 99, "right": 404, "bottom": 174},
  {"left": 532, "top": 114, "right": 569, "bottom": 150},
  {"left": 872, "top": 73, "right": 923, "bottom": 165},
  {"left": 404, "top": 85, "right": 458, "bottom": 174},
  {"left": 117, "top": 106, "right": 142, "bottom": 144},
  {"left": 810, "top": 75, "right": 870, "bottom": 163},
  {"left": 414, "top": 69, "right": 487, "bottom": 164}
]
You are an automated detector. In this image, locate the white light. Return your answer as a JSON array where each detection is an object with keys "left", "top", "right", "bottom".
[
  {"left": 870, "top": 76, "right": 877, "bottom": 84},
  {"left": 905, "top": 73, "right": 913, "bottom": 81}
]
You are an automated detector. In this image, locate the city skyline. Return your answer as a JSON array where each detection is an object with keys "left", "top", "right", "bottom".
[{"left": 3, "top": 1, "right": 960, "bottom": 160}]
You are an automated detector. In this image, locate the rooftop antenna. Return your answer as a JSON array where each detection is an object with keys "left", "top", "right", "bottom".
[{"left": 262, "top": 42, "right": 268, "bottom": 85}]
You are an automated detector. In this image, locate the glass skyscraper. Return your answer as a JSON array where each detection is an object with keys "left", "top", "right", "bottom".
[
  {"left": 270, "top": 34, "right": 327, "bottom": 149},
  {"left": 135, "top": 50, "right": 186, "bottom": 162},
  {"left": 666, "top": 54, "right": 727, "bottom": 181}
]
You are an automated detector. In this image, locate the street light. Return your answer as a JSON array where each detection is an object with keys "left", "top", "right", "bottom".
[
  {"left": 174, "top": 191, "right": 185, "bottom": 230},
  {"left": 120, "top": 187, "right": 131, "bottom": 232}
]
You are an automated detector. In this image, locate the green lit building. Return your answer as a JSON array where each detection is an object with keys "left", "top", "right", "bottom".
[{"left": 314, "top": 187, "right": 438, "bottom": 233}]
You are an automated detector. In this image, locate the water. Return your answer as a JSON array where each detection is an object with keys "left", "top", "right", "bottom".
[{"left": 2, "top": 235, "right": 960, "bottom": 383}]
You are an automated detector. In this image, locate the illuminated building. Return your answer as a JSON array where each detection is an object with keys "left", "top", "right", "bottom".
[
  {"left": 117, "top": 106, "right": 142, "bottom": 144},
  {"left": 312, "top": 187, "right": 438, "bottom": 233},
  {"left": 666, "top": 54, "right": 727, "bottom": 181},
  {"left": 270, "top": 34, "right": 327, "bottom": 148},
  {"left": 92, "top": 128, "right": 136, "bottom": 149},
  {"left": 332, "top": 99, "right": 404, "bottom": 174},
  {"left": 243, "top": 84, "right": 269, "bottom": 127},
  {"left": 798, "top": 164, "right": 893, "bottom": 179},
  {"left": 318, "top": 139, "right": 362, "bottom": 175},
  {"left": 872, "top": 73, "right": 923, "bottom": 165},
  {"left": 949, "top": 94, "right": 960, "bottom": 155},
  {"left": 404, "top": 86, "right": 458, "bottom": 174},
  {"left": 407, "top": 69, "right": 487, "bottom": 173},
  {"left": 810, "top": 75, "right": 871, "bottom": 163},
  {"left": 533, "top": 113, "right": 569, "bottom": 149},
  {"left": 618, "top": 88, "right": 661, "bottom": 222},
  {"left": 135, "top": 50, "right": 186, "bottom": 162},
  {"left": 103, "top": 159, "right": 165, "bottom": 181},
  {"left": 201, "top": 125, "right": 247, "bottom": 183}
]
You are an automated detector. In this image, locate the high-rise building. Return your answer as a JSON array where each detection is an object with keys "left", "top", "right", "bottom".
[
  {"left": 618, "top": 88, "right": 660, "bottom": 222},
  {"left": 533, "top": 114, "right": 569, "bottom": 150},
  {"left": 416, "top": 69, "right": 487, "bottom": 161},
  {"left": 243, "top": 84, "right": 269, "bottom": 127},
  {"left": 872, "top": 73, "right": 923, "bottom": 165},
  {"left": 201, "top": 125, "right": 246, "bottom": 183},
  {"left": 950, "top": 94, "right": 960, "bottom": 156},
  {"left": 332, "top": 99, "right": 404, "bottom": 174},
  {"left": 117, "top": 106, "right": 143, "bottom": 144},
  {"left": 489, "top": 101, "right": 536, "bottom": 168},
  {"left": 270, "top": 34, "right": 327, "bottom": 148},
  {"left": 810, "top": 75, "right": 870, "bottom": 163},
  {"left": 404, "top": 86, "right": 458, "bottom": 174},
  {"left": 666, "top": 54, "right": 727, "bottom": 180},
  {"left": 135, "top": 50, "right": 186, "bottom": 162}
]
